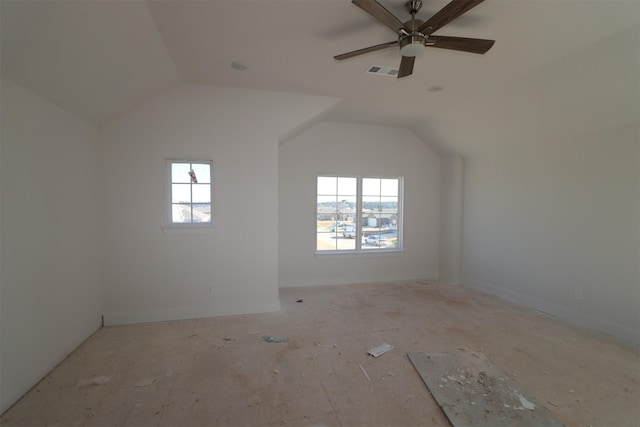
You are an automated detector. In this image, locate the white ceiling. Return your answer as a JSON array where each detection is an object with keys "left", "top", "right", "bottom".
[{"left": 2, "top": 0, "right": 638, "bottom": 156}]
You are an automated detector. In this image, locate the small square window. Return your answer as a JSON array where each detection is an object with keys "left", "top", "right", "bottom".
[{"left": 168, "top": 160, "right": 213, "bottom": 224}]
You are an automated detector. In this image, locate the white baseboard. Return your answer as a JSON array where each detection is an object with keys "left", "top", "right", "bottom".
[
  {"left": 279, "top": 271, "right": 436, "bottom": 288},
  {"left": 103, "top": 300, "right": 280, "bottom": 326},
  {"left": 465, "top": 277, "right": 639, "bottom": 346}
]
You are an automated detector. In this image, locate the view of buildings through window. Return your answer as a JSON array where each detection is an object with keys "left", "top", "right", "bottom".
[
  {"left": 169, "top": 161, "right": 212, "bottom": 224},
  {"left": 317, "top": 176, "right": 401, "bottom": 252}
]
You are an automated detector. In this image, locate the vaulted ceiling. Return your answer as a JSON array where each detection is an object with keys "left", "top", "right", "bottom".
[{"left": 2, "top": 0, "right": 638, "bottom": 156}]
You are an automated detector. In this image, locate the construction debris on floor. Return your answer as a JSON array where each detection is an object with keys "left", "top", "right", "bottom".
[
  {"left": 367, "top": 342, "right": 394, "bottom": 357},
  {"left": 408, "top": 351, "right": 566, "bottom": 427},
  {"left": 262, "top": 336, "right": 289, "bottom": 343},
  {"left": 2, "top": 281, "right": 637, "bottom": 426}
]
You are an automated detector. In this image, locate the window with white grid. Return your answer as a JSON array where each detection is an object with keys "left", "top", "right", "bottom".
[
  {"left": 316, "top": 176, "right": 402, "bottom": 253},
  {"left": 168, "top": 160, "right": 212, "bottom": 224}
]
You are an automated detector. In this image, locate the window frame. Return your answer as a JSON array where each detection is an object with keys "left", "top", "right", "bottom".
[
  {"left": 166, "top": 159, "right": 214, "bottom": 228},
  {"left": 315, "top": 175, "right": 404, "bottom": 254}
]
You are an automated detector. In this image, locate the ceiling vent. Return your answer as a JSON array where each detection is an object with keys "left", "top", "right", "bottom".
[{"left": 366, "top": 65, "right": 399, "bottom": 77}]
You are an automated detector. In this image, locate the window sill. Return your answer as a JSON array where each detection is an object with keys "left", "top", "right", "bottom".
[
  {"left": 315, "top": 249, "right": 404, "bottom": 259},
  {"left": 162, "top": 224, "right": 216, "bottom": 235}
]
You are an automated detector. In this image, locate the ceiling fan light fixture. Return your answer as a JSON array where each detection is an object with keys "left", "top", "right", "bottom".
[{"left": 399, "top": 35, "right": 426, "bottom": 57}]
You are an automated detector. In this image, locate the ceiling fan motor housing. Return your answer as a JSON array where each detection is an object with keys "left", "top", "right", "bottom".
[{"left": 399, "top": 15, "right": 431, "bottom": 57}]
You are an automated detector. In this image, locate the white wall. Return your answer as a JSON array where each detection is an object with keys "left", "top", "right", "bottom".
[
  {"left": 279, "top": 121, "right": 440, "bottom": 287},
  {"left": 439, "top": 154, "right": 465, "bottom": 284},
  {"left": 463, "top": 124, "right": 640, "bottom": 344},
  {"left": 0, "top": 79, "right": 102, "bottom": 413},
  {"left": 461, "top": 20, "right": 640, "bottom": 345},
  {"left": 99, "top": 84, "right": 337, "bottom": 325}
]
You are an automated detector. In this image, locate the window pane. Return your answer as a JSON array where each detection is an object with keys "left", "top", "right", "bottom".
[
  {"left": 380, "top": 179, "right": 398, "bottom": 196},
  {"left": 362, "top": 211, "right": 381, "bottom": 229},
  {"left": 337, "top": 177, "right": 356, "bottom": 196},
  {"left": 362, "top": 196, "right": 381, "bottom": 212},
  {"left": 339, "top": 237, "right": 356, "bottom": 250},
  {"left": 317, "top": 196, "right": 336, "bottom": 222},
  {"left": 191, "top": 163, "right": 211, "bottom": 184},
  {"left": 172, "top": 184, "right": 191, "bottom": 203},
  {"left": 317, "top": 177, "right": 337, "bottom": 195},
  {"left": 192, "top": 203, "right": 211, "bottom": 222},
  {"left": 337, "top": 196, "right": 357, "bottom": 224},
  {"left": 172, "top": 204, "right": 192, "bottom": 223},
  {"left": 317, "top": 195, "right": 337, "bottom": 205},
  {"left": 316, "top": 223, "right": 338, "bottom": 250},
  {"left": 362, "top": 178, "right": 381, "bottom": 196},
  {"left": 316, "top": 229, "right": 356, "bottom": 251},
  {"left": 317, "top": 234, "right": 337, "bottom": 251},
  {"left": 316, "top": 217, "right": 333, "bottom": 233},
  {"left": 380, "top": 196, "right": 398, "bottom": 214},
  {"left": 192, "top": 184, "right": 211, "bottom": 203},
  {"left": 363, "top": 233, "right": 384, "bottom": 250},
  {"left": 171, "top": 163, "right": 191, "bottom": 183},
  {"left": 336, "top": 233, "right": 355, "bottom": 250}
]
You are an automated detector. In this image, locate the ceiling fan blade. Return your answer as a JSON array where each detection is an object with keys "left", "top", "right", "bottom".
[
  {"left": 334, "top": 40, "right": 398, "bottom": 60},
  {"left": 418, "top": 0, "right": 487, "bottom": 34},
  {"left": 352, "top": 0, "right": 406, "bottom": 34},
  {"left": 428, "top": 35, "right": 495, "bottom": 54},
  {"left": 398, "top": 56, "right": 415, "bottom": 78}
]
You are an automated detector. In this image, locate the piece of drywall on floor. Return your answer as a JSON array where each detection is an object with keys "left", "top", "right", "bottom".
[
  {"left": 0, "top": 79, "right": 102, "bottom": 413},
  {"left": 463, "top": 123, "right": 639, "bottom": 344},
  {"left": 99, "top": 84, "right": 338, "bottom": 325},
  {"left": 439, "top": 154, "right": 465, "bottom": 285},
  {"left": 278, "top": 121, "right": 440, "bottom": 287}
]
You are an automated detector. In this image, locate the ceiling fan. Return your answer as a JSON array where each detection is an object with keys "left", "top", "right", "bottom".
[{"left": 334, "top": 0, "right": 495, "bottom": 78}]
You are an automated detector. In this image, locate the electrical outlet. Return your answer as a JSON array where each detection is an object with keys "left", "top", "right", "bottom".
[{"left": 573, "top": 288, "right": 583, "bottom": 301}]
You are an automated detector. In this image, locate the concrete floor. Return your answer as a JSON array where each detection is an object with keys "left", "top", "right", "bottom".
[{"left": 2, "top": 281, "right": 638, "bottom": 426}]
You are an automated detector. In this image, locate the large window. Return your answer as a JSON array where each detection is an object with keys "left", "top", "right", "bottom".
[
  {"left": 316, "top": 176, "right": 402, "bottom": 252},
  {"left": 168, "top": 160, "right": 212, "bottom": 224}
]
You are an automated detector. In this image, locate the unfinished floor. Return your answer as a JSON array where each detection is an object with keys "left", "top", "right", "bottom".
[{"left": 2, "top": 281, "right": 638, "bottom": 427}]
